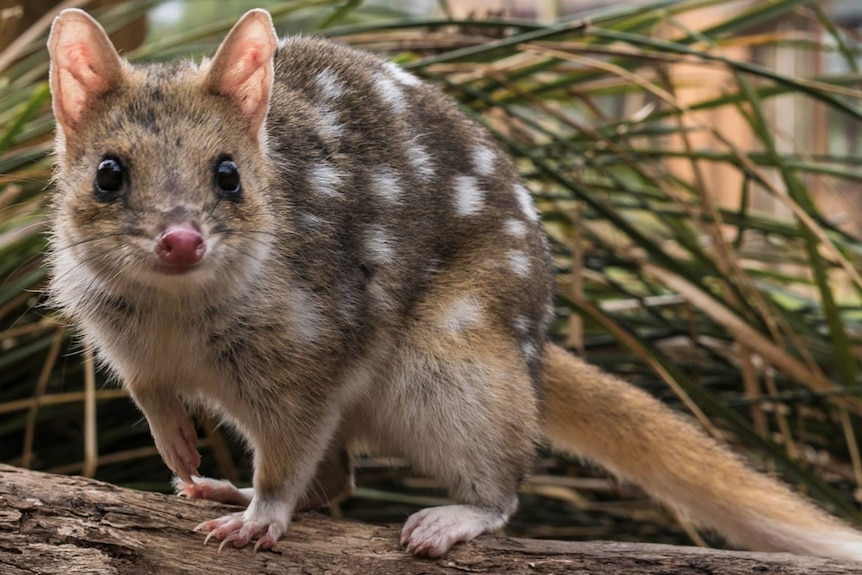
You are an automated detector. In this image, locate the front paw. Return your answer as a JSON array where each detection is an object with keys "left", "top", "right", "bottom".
[
  {"left": 195, "top": 500, "right": 290, "bottom": 552},
  {"left": 153, "top": 421, "right": 201, "bottom": 482}
]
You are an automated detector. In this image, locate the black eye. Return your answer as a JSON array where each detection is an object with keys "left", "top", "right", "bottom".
[
  {"left": 94, "top": 156, "right": 124, "bottom": 201},
  {"left": 215, "top": 157, "right": 241, "bottom": 200}
]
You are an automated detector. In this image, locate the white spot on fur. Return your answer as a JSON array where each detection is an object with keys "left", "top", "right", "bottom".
[
  {"left": 472, "top": 144, "right": 496, "bottom": 176},
  {"left": 286, "top": 287, "right": 327, "bottom": 342},
  {"left": 317, "top": 107, "right": 344, "bottom": 139},
  {"left": 375, "top": 74, "right": 406, "bottom": 113},
  {"left": 371, "top": 167, "right": 403, "bottom": 205},
  {"left": 439, "top": 295, "right": 484, "bottom": 333},
  {"left": 299, "top": 212, "right": 328, "bottom": 229},
  {"left": 361, "top": 226, "right": 398, "bottom": 313},
  {"left": 522, "top": 340, "right": 538, "bottom": 360},
  {"left": 365, "top": 227, "right": 396, "bottom": 265},
  {"left": 514, "top": 184, "right": 538, "bottom": 221},
  {"left": 454, "top": 176, "right": 484, "bottom": 216},
  {"left": 316, "top": 69, "right": 345, "bottom": 100},
  {"left": 507, "top": 250, "right": 531, "bottom": 277},
  {"left": 315, "top": 69, "right": 346, "bottom": 138},
  {"left": 385, "top": 61, "right": 421, "bottom": 87},
  {"left": 504, "top": 219, "right": 528, "bottom": 239},
  {"left": 309, "top": 163, "right": 342, "bottom": 198},
  {"left": 513, "top": 315, "right": 530, "bottom": 335},
  {"left": 407, "top": 139, "right": 435, "bottom": 181}
]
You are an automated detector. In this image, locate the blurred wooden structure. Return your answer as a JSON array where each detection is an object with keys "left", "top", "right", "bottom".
[{"left": 448, "top": 0, "right": 862, "bottom": 235}]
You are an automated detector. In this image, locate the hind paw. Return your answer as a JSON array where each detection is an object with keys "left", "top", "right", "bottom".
[
  {"left": 174, "top": 476, "right": 253, "bottom": 506},
  {"left": 400, "top": 505, "right": 507, "bottom": 558}
]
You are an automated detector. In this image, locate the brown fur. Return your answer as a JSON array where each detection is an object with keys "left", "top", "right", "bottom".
[{"left": 46, "top": 8, "right": 862, "bottom": 561}]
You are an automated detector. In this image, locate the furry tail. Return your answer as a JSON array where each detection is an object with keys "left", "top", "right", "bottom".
[{"left": 541, "top": 343, "right": 862, "bottom": 561}]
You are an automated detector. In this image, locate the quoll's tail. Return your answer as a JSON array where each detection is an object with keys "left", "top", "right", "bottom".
[{"left": 541, "top": 343, "right": 862, "bottom": 561}]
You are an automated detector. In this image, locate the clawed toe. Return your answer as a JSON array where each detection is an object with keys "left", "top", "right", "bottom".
[
  {"left": 194, "top": 509, "right": 286, "bottom": 552},
  {"left": 401, "top": 505, "right": 509, "bottom": 557}
]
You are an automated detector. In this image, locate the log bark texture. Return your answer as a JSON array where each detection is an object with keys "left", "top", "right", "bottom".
[{"left": 1, "top": 464, "right": 860, "bottom": 574}]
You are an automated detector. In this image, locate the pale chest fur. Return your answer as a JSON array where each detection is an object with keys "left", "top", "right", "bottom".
[
  {"left": 81, "top": 286, "right": 333, "bottom": 381},
  {"left": 89, "top": 310, "right": 217, "bottom": 391}
]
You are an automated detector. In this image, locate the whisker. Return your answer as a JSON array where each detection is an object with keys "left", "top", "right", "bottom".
[
  {"left": 48, "top": 231, "right": 130, "bottom": 255},
  {"left": 1, "top": 217, "right": 49, "bottom": 236}
]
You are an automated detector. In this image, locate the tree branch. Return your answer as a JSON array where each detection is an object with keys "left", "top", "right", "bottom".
[{"left": 0, "top": 464, "right": 858, "bottom": 574}]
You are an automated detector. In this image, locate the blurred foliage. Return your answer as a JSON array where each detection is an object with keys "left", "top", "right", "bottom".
[{"left": 2, "top": 0, "right": 862, "bottom": 549}]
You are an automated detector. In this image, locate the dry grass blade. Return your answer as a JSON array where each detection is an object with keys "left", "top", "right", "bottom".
[{"left": 640, "top": 262, "right": 862, "bottom": 414}]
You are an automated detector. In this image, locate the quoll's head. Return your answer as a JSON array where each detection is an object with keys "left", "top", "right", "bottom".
[{"left": 47, "top": 9, "right": 278, "bottom": 298}]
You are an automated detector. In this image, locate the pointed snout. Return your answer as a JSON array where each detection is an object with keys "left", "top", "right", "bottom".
[{"left": 155, "top": 225, "right": 206, "bottom": 269}]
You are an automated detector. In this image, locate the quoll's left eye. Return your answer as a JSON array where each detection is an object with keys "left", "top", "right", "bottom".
[{"left": 215, "top": 157, "right": 241, "bottom": 200}]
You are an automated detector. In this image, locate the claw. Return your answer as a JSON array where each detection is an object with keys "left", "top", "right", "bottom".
[
  {"left": 203, "top": 530, "right": 217, "bottom": 546},
  {"left": 194, "top": 520, "right": 211, "bottom": 533},
  {"left": 253, "top": 525, "right": 278, "bottom": 552},
  {"left": 218, "top": 537, "right": 232, "bottom": 553}
]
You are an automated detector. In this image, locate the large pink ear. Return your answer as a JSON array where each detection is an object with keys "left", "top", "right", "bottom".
[
  {"left": 48, "top": 9, "right": 125, "bottom": 135},
  {"left": 205, "top": 9, "right": 277, "bottom": 137}
]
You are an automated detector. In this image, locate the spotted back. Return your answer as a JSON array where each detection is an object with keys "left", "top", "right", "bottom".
[{"left": 263, "top": 37, "right": 554, "bottom": 379}]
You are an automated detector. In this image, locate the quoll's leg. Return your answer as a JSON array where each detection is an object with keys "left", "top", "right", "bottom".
[
  {"left": 383, "top": 327, "right": 541, "bottom": 557},
  {"left": 129, "top": 385, "right": 201, "bottom": 484},
  {"left": 397, "top": 414, "right": 527, "bottom": 559},
  {"left": 194, "top": 404, "right": 343, "bottom": 551},
  {"left": 176, "top": 442, "right": 353, "bottom": 511}
]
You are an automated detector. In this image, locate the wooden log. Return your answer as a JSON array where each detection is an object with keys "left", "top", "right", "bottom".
[{"left": 0, "top": 464, "right": 859, "bottom": 574}]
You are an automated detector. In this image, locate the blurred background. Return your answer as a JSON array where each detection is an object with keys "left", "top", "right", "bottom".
[{"left": 1, "top": 0, "right": 862, "bottom": 549}]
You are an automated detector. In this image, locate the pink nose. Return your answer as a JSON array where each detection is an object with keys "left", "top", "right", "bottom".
[{"left": 156, "top": 226, "right": 206, "bottom": 266}]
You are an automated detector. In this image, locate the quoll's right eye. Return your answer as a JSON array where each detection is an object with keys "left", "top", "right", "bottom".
[{"left": 93, "top": 156, "right": 125, "bottom": 201}]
